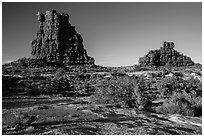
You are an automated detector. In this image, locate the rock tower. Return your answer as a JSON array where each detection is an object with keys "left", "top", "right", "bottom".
[
  {"left": 139, "top": 41, "right": 194, "bottom": 67},
  {"left": 31, "top": 10, "right": 95, "bottom": 66}
]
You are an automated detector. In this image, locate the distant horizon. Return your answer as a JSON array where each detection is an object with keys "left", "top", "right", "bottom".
[
  {"left": 2, "top": 44, "right": 202, "bottom": 67},
  {"left": 2, "top": 54, "right": 202, "bottom": 67},
  {"left": 2, "top": 2, "right": 202, "bottom": 67}
]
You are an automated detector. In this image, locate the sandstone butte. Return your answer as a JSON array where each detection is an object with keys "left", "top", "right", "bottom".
[
  {"left": 139, "top": 41, "right": 194, "bottom": 67},
  {"left": 31, "top": 10, "right": 95, "bottom": 66}
]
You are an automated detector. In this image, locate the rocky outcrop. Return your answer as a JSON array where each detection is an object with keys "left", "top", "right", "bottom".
[
  {"left": 31, "top": 10, "right": 95, "bottom": 66},
  {"left": 139, "top": 41, "right": 194, "bottom": 67}
]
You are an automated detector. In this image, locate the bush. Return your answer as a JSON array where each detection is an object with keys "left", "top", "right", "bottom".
[
  {"left": 156, "top": 77, "right": 188, "bottom": 98},
  {"left": 174, "top": 72, "right": 184, "bottom": 78},
  {"left": 52, "top": 68, "right": 66, "bottom": 81},
  {"left": 185, "top": 77, "right": 202, "bottom": 93},
  {"left": 50, "top": 77, "right": 71, "bottom": 93},
  {"left": 91, "top": 76, "right": 151, "bottom": 110},
  {"left": 155, "top": 77, "right": 202, "bottom": 116},
  {"left": 155, "top": 93, "right": 194, "bottom": 116},
  {"left": 28, "top": 68, "right": 71, "bottom": 95}
]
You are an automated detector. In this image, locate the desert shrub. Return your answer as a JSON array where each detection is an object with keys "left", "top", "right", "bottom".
[
  {"left": 91, "top": 76, "right": 151, "bottom": 110},
  {"left": 48, "top": 68, "right": 71, "bottom": 93},
  {"left": 185, "top": 77, "right": 202, "bottom": 93},
  {"left": 174, "top": 72, "right": 184, "bottom": 78},
  {"left": 28, "top": 68, "right": 71, "bottom": 95},
  {"left": 75, "top": 73, "right": 91, "bottom": 81},
  {"left": 156, "top": 92, "right": 194, "bottom": 116},
  {"left": 52, "top": 68, "right": 66, "bottom": 81},
  {"left": 156, "top": 77, "right": 187, "bottom": 97},
  {"left": 133, "top": 83, "right": 152, "bottom": 110},
  {"left": 111, "top": 70, "right": 126, "bottom": 77},
  {"left": 155, "top": 77, "right": 202, "bottom": 116},
  {"left": 50, "top": 77, "right": 71, "bottom": 93}
]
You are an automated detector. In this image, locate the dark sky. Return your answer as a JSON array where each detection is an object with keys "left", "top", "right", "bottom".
[{"left": 2, "top": 2, "right": 202, "bottom": 66}]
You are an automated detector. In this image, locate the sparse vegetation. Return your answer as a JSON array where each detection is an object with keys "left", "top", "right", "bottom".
[
  {"left": 2, "top": 63, "right": 202, "bottom": 135},
  {"left": 91, "top": 76, "right": 151, "bottom": 110},
  {"left": 155, "top": 77, "right": 202, "bottom": 116}
]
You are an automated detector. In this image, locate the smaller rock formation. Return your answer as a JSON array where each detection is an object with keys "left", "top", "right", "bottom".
[{"left": 139, "top": 41, "right": 194, "bottom": 67}]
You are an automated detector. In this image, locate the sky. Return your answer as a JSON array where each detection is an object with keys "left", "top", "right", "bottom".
[{"left": 2, "top": 2, "right": 202, "bottom": 67}]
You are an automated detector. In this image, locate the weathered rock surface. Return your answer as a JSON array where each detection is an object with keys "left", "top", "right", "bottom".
[
  {"left": 31, "top": 10, "right": 95, "bottom": 66},
  {"left": 139, "top": 41, "right": 194, "bottom": 67},
  {"left": 2, "top": 96, "right": 202, "bottom": 135}
]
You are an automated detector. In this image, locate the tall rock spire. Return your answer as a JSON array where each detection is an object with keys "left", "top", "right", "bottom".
[{"left": 31, "top": 10, "right": 95, "bottom": 66}]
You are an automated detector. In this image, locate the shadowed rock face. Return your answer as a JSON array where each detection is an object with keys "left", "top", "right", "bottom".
[
  {"left": 31, "top": 10, "right": 95, "bottom": 66},
  {"left": 139, "top": 41, "right": 194, "bottom": 67}
]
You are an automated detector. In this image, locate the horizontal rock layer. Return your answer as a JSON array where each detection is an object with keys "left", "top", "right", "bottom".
[{"left": 139, "top": 41, "right": 194, "bottom": 67}]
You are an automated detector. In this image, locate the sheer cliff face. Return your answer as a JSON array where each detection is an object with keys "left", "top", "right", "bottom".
[
  {"left": 139, "top": 41, "right": 194, "bottom": 67},
  {"left": 31, "top": 10, "right": 95, "bottom": 66}
]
